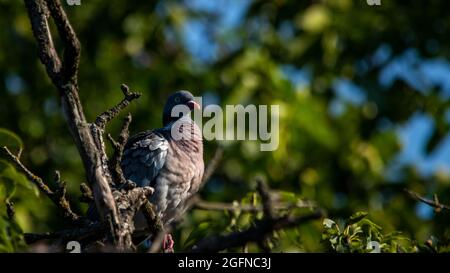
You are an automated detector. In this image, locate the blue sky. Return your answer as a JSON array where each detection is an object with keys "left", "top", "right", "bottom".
[
  {"left": 380, "top": 48, "right": 450, "bottom": 178},
  {"left": 180, "top": 0, "right": 251, "bottom": 63}
]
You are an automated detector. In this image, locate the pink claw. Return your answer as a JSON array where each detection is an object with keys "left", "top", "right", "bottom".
[{"left": 163, "top": 234, "right": 174, "bottom": 253}]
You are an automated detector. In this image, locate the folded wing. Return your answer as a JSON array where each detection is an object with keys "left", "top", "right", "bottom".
[{"left": 121, "top": 130, "right": 169, "bottom": 187}]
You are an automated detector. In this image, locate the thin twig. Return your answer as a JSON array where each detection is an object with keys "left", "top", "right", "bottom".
[
  {"left": 404, "top": 188, "right": 450, "bottom": 212},
  {"left": 24, "top": 0, "right": 61, "bottom": 82},
  {"left": 192, "top": 197, "right": 259, "bottom": 212},
  {"left": 2, "top": 146, "right": 80, "bottom": 224},
  {"left": 6, "top": 200, "right": 15, "bottom": 220},
  {"left": 141, "top": 201, "right": 164, "bottom": 236},
  {"left": 256, "top": 178, "right": 275, "bottom": 219},
  {"left": 200, "top": 146, "right": 223, "bottom": 187},
  {"left": 191, "top": 196, "right": 316, "bottom": 213},
  {"left": 45, "top": 0, "right": 80, "bottom": 82},
  {"left": 80, "top": 183, "right": 94, "bottom": 203},
  {"left": 108, "top": 112, "right": 133, "bottom": 186},
  {"left": 95, "top": 85, "right": 141, "bottom": 130}
]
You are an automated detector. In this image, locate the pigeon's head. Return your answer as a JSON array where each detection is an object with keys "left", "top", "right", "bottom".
[{"left": 163, "top": 90, "right": 200, "bottom": 126}]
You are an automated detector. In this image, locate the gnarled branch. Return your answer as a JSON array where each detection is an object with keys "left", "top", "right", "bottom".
[
  {"left": 96, "top": 85, "right": 141, "bottom": 130},
  {"left": 404, "top": 188, "right": 450, "bottom": 212},
  {"left": 191, "top": 210, "right": 323, "bottom": 253},
  {"left": 24, "top": 0, "right": 142, "bottom": 250},
  {"left": 2, "top": 146, "right": 80, "bottom": 224},
  {"left": 107, "top": 113, "right": 132, "bottom": 186}
]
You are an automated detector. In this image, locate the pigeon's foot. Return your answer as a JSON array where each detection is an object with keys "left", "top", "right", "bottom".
[{"left": 163, "top": 233, "right": 174, "bottom": 253}]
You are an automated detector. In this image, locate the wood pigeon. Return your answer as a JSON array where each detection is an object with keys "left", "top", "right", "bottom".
[
  {"left": 88, "top": 91, "right": 204, "bottom": 251},
  {"left": 121, "top": 90, "right": 204, "bottom": 226}
]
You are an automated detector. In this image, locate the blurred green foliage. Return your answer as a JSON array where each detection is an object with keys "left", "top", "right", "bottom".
[
  {"left": 1, "top": 0, "right": 450, "bottom": 252},
  {"left": 322, "top": 211, "right": 417, "bottom": 253}
]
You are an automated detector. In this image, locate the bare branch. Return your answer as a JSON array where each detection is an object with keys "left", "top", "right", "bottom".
[
  {"left": 107, "top": 112, "right": 133, "bottom": 186},
  {"left": 114, "top": 186, "right": 155, "bottom": 249},
  {"left": 6, "top": 200, "right": 15, "bottom": 220},
  {"left": 23, "top": 0, "right": 124, "bottom": 247},
  {"left": 23, "top": 0, "right": 61, "bottom": 82},
  {"left": 191, "top": 210, "right": 323, "bottom": 252},
  {"left": 190, "top": 179, "right": 324, "bottom": 252},
  {"left": 95, "top": 85, "right": 141, "bottom": 130},
  {"left": 24, "top": 222, "right": 107, "bottom": 245},
  {"left": 45, "top": 0, "right": 80, "bottom": 82},
  {"left": 200, "top": 146, "right": 223, "bottom": 187},
  {"left": 256, "top": 178, "right": 275, "bottom": 219},
  {"left": 2, "top": 146, "right": 52, "bottom": 196},
  {"left": 2, "top": 146, "right": 81, "bottom": 224},
  {"left": 80, "top": 183, "right": 94, "bottom": 203},
  {"left": 404, "top": 188, "right": 450, "bottom": 212},
  {"left": 191, "top": 196, "right": 316, "bottom": 213},
  {"left": 192, "top": 196, "right": 259, "bottom": 212},
  {"left": 141, "top": 201, "right": 164, "bottom": 236}
]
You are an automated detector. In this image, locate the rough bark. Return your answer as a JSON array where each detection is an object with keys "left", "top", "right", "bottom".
[{"left": 23, "top": 0, "right": 146, "bottom": 250}]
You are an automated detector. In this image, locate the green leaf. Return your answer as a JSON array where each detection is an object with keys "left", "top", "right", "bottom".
[
  {"left": 359, "top": 219, "right": 382, "bottom": 232},
  {"left": 347, "top": 211, "right": 368, "bottom": 225}
]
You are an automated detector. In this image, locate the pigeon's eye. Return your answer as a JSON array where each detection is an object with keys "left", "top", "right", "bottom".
[{"left": 174, "top": 97, "right": 181, "bottom": 103}]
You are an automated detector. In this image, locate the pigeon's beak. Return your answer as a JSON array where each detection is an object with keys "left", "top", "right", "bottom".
[{"left": 187, "top": 100, "right": 200, "bottom": 110}]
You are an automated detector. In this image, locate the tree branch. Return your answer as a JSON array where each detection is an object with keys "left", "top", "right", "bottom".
[
  {"left": 191, "top": 210, "right": 323, "bottom": 252},
  {"left": 45, "top": 0, "right": 80, "bottom": 82},
  {"left": 113, "top": 186, "right": 155, "bottom": 249},
  {"left": 80, "top": 183, "right": 94, "bottom": 203},
  {"left": 141, "top": 201, "right": 164, "bottom": 236},
  {"left": 23, "top": 0, "right": 140, "bottom": 250},
  {"left": 191, "top": 179, "right": 324, "bottom": 252},
  {"left": 200, "top": 147, "right": 223, "bottom": 187},
  {"left": 256, "top": 178, "right": 275, "bottom": 219},
  {"left": 107, "top": 112, "right": 133, "bottom": 186},
  {"left": 404, "top": 188, "right": 450, "bottom": 212},
  {"left": 95, "top": 84, "right": 141, "bottom": 130},
  {"left": 2, "top": 146, "right": 80, "bottom": 224},
  {"left": 23, "top": 0, "right": 61, "bottom": 82},
  {"left": 24, "top": 222, "right": 107, "bottom": 245},
  {"left": 191, "top": 195, "right": 317, "bottom": 213}
]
